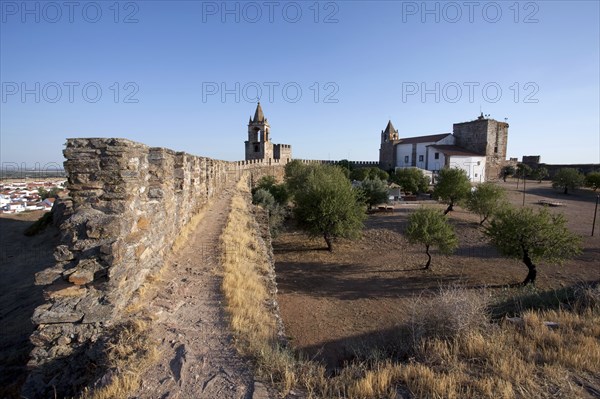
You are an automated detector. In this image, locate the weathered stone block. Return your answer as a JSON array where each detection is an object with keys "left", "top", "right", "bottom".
[
  {"left": 77, "top": 295, "right": 115, "bottom": 324},
  {"left": 54, "top": 245, "right": 74, "bottom": 262},
  {"left": 69, "top": 269, "right": 94, "bottom": 285},
  {"left": 148, "top": 188, "right": 164, "bottom": 198},
  {"left": 85, "top": 215, "right": 121, "bottom": 239},
  {"left": 32, "top": 302, "right": 84, "bottom": 324},
  {"left": 44, "top": 283, "right": 87, "bottom": 300},
  {"left": 35, "top": 265, "right": 66, "bottom": 285}
]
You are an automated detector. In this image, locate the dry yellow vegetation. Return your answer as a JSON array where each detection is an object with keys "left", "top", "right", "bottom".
[{"left": 79, "top": 319, "right": 159, "bottom": 399}]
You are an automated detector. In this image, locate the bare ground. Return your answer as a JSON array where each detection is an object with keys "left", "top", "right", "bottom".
[
  {"left": 131, "top": 181, "right": 262, "bottom": 399},
  {"left": 274, "top": 181, "right": 600, "bottom": 369}
]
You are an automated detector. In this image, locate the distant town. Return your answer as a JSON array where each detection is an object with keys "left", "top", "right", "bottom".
[{"left": 0, "top": 179, "right": 66, "bottom": 213}]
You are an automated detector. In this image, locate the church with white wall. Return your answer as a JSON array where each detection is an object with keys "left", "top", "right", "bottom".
[{"left": 379, "top": 114, "right": 508, "bottom": 182}]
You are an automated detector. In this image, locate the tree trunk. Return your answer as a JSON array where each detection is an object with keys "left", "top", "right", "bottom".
[
  {"left": 443, "top": 202, "right": 453, "bottom": 215},
  {"left": 424, "top": 245, "right": 431, "bottom": 270},
  {"left": 324, "top": 232, "right": 333, "bottom": 252},
  {"left": 503, "top": 175, "right": 507, "bottom": 182},
  {"left": 564, "top": 186, "right": 568, "bottom": 195},
  {"left": 522, "top": 251, "right": 537, "bottom": 285}
]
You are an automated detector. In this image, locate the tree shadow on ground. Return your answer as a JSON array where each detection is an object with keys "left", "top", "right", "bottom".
[
  {"left": 521, "top": 185, "right": 599, "bottom": 204},
  {"left": 275, "top": 261, "right": 462, "bottom": 300}
]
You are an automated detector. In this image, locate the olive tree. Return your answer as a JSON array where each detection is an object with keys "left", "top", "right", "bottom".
[
  {"left": 433, "top": 168, "right": 472, "bottom": 215},
  {"left": 391, "top": 168, "right": 430, "bottom": 194},
  {"left": 284, "top": 160, "right": 317, "bottom": 198},
  {"left": 552, "top": 168, "right": 585, "bottom": 194},
  {"left": 252, "top": 175, "right": 289, "bottom": 205},
  {"left": 516, "top": 163, "right": 532, "bottom": 179},
  {"left": 531, "top": 167, "right": 549, "bottom": 183},
  {"left": 485, "top": 206, "right": 582, "bottom": 285},
  {"left": 360, "top": 178, "right": 389, "bottom": 210},
  {"left": 405, "top": 207, "right": 458, "bottom": 270},
  {"left": 293, "top": 164, "right": 366, "bottom": 252},
  {"left": 350, "top": 167, "right": 388, "bottom": 182},
  {"left": 501, "top": 165, "right": 515, "bottom": 182},
  {"left": 585, "top": 172, "right": 600, "bottom": 191},
  {"left": 466, "top": 182, "right": 507, "bottom": 225}
]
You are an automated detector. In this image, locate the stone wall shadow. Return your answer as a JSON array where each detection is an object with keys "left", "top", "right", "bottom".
[
  {"left": 21, "top": 330, "right": 114, "bottom": 399},
  {"left": 0, "top": 216, "right": 59, "bottom": 398}
]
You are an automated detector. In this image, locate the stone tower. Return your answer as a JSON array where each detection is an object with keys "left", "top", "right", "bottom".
[
  {"left": 245, "top": 102, "right": 274, "bottom": 161},
  {"left": 379, "top": 120, "right": 400, "bottom": 171},
  {"left": 452, "top": 113, "right": 509, "bottom": 180}
]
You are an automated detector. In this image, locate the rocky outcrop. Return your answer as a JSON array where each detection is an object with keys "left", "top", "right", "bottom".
[{"left": 23, "top": 138, "right": 286, "bottom": 397}]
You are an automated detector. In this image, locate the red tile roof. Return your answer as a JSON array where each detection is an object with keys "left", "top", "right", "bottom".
[{"left": 399, "top": 133, "right": 452, "bottom": 145}]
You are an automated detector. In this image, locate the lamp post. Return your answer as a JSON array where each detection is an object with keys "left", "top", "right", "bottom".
[
  {"left": 522, "top": 170, "right": 527, "bottom": 206},
  {"left": 592, "top": 194, "right": 599, "bottom": 237}
]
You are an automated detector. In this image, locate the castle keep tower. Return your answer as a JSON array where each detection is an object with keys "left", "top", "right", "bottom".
[
  {"left": 244, "top": 102, "right": 291, "bottom": 162},
  {"left": 452, "top": 113, "right": 509, "bottom": 180},
  {"left": 379, "top": 120, "right": 400, "bottom": 171}
]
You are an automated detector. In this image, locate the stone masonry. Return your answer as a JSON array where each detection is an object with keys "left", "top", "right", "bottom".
[
  {"left": 24, "top": 138, "right": 286, "bottom": 397},
  {"left": 453, "top": 116, "right": 509, "bottom": 180}
]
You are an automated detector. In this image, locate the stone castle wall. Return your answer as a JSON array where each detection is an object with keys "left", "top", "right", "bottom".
[
  {"left": 294, "top": 159, "right": 379, "bottom": 168},
  {"left": 24, "top": 138, "right": 286, "bottom": 397},
  {"left": 520, "top": 157, "right": 600, "bottom": 178}
]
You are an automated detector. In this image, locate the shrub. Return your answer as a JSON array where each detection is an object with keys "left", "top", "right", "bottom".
[
  {"left": 408, "top": 286, "right": 490, "bottom": 343},
  {"left": 252, "top": 188, "right": 275, "bottom": 209}
]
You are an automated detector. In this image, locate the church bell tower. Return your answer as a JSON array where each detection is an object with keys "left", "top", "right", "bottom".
[{"left": 245, "top": 102, "right": 274, "bottom": 160}]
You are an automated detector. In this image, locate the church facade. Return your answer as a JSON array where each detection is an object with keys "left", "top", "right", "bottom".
[
  {"left": 244, "top": 102, "right": 292, "bottom": 162},
  {"left": 379, "top": 114, "right": 509, "bottom": 182}
]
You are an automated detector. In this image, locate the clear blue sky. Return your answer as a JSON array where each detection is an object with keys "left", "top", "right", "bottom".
[{"left": 1, "top": 0, "right": 599, "bottom": 167}]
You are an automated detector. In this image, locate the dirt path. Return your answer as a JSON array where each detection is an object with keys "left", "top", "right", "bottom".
[{"left": 132, "top": 181, "right": 265, "bottom": 399}]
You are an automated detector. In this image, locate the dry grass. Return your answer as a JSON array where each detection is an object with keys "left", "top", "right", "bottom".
[
  {"left": 339, "top": 287, "right": 600, "bottom": 399},
  {"left": 222, "top": 177, "right": 600, "bottom": 398},
  {"left": 79, "top": 319, "right": 159, "bottom": 399},
  {"left": 172, "top": 202, "right": 211, "bottom": 253},
  {"left": 221, "top": 176, "right": 278, "bottom": 348},
  {"left": 220, "top": 175, "right": 333, "bottom": 395}
]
